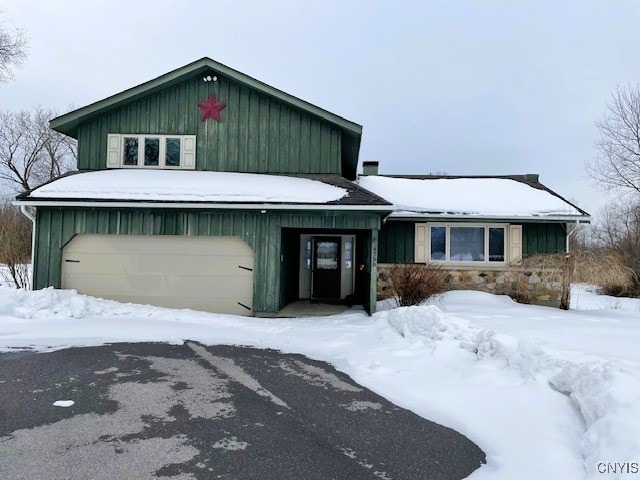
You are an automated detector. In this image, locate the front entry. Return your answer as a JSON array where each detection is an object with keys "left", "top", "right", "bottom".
[{"left": 312, "top": 237, "right": 341, "bottom": 299}]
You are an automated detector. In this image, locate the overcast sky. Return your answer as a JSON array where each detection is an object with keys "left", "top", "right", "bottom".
[{"left": 2, "top": 0, "right": 640, "bottom": 218}]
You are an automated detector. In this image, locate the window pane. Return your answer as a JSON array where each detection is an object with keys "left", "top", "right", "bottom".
[
  {"left": 165, "top": 138, "right": 181, "bottom": 167},
  {"left": 450, "top": 227, "right": 484, "bottom": 261},
  {"left": 489, "top": 227, "right": 505, "bottom": 262},
  {"left": 304, "top": 240, "right": 311, "bottom": 270},
  {"left": 344, "top": 239, "right": 352, "bottom": 268},
  {"left": 430, "top": 226, "right": 446, "bottom": 260},
  {"left": 316, "top": 241, "right": 339, "bottom": 270},
  {"left": 144, "top": 137, "right": 160, "bottom": 166},
  {"left": 123, "top": 137, "right": 138, "bottom": 165}
]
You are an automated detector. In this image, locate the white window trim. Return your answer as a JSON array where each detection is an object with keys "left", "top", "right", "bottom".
[
  {"left": 107, "top": 134, "right": 196, "bottom": 170},
  {"left": 421, "top": 223, "right": 509, "bottom": 266}
]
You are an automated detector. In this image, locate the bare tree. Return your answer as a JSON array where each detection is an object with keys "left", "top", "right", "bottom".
[
  {"left": 0, "top": 14, "right": 28, "bottom": 84},
  {"left": 0, "top": 107, "right": 77, "bottom": 193},
  {"left": 584, "top": 84, "right": 640, "bottom": 298},
  {"left": 591, "top": 200, "right": 640, "bottom": 295},
  {"left": 0, "top": 200, "right": 31, "bottom": 288},
  {"left": 587, "top": 84, "right": 640, "bottom": 195}
]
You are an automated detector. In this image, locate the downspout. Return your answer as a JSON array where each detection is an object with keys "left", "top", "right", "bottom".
[
  {"left": 566, "top": 220, "right": 579, "bottom": 253},
  {"left": 19, "top": 205, "right": 36, "bottom": 290}
]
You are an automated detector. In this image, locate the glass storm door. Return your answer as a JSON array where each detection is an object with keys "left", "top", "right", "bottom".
[{"left": 312, "top": 237, "right": 341, "bottom": 299}]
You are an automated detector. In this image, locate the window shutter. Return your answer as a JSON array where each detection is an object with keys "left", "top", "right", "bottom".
[
  {"left": 415, "top": 223, "right": 428, "bottom": 263},
  {"left": 106, "top": 134, "right": 121, "bottom": 168},
  {"left": 509, "top": 225, "right": 523, "bottom": 264},
  {"left": 182, "top": 135, "right": 196, "bottom": 169}
]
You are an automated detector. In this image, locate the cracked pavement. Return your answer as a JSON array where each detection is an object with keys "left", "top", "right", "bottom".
[{"left": 0, "top": 342, "right": 485, "bottom": 479}]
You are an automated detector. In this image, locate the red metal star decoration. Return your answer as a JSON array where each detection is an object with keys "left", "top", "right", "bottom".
[{"left": 197, "top": 93, "right": 227, "bottom": 122}]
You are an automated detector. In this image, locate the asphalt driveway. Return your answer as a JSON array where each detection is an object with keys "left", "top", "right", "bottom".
[{"left": 0, "top": 342, "right": 485, "bottom": 479}]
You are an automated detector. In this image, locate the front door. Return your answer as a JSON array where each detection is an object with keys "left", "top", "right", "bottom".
[{"left": 312, "top": 237, "right": 341, "bottom": 299}]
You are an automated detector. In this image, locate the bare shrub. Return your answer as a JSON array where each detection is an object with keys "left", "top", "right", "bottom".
[
  {"left": 0, "top": 200, "right": 31, "bottom": 288},
  {"left": 508, "top": 292, "right": 530, "bottom": 305},
  {"left": 518, "top": 250, "right": 635, "bottom": 310},
  {"left": 383, "top": 263, "right": 448, "bottom": 307}
]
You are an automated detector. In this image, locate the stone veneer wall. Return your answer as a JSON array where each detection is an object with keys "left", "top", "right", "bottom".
[{"left": 377, "top": 264, "right": 565, "bottom": 308}]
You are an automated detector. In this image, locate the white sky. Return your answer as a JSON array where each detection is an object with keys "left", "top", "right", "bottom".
[{"left": 2, "top": 0, "right": 640, "bottom": 219}]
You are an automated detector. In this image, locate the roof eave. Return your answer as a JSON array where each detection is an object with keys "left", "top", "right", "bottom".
[
  {"left": 388, "top": 212, "right": 591, "bottom": 223},
  {"left": 13, "top": 198, "right": 392, "bottom": 212}
]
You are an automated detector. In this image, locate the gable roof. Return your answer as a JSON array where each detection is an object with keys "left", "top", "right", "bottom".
[
  {"left": 51, "top": 57, "right": 362, "bottom": 137},
  {"left": 356, "top": 174, "right": 591, "bottom": 221},
  {"left": 49, "top": 57, "right": 363, "bottom": 179}
]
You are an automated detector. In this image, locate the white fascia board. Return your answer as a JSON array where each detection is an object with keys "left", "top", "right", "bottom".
[
  {"left": 388, "top": 213, "right": 592, "bottom": 222},
  {"left": 12, "top": 199, "right": 392, "bottom": 212}
]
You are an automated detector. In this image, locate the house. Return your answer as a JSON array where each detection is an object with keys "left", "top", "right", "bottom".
[
  {"left": 15, "top": 58, "right": 590, "bottom": 314},
  {"left": 15, "top": 58, "right": 392, "bottom": 316},
  {"left": 356, "top": 162, "right": 591, "bottom": 307}
]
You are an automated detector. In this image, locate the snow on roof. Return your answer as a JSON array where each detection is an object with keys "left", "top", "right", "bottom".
[
  {"left": 356, "top": 176, "right": 586, "bottom": 218},
  {"left": 29, "top": 170, "right": 348, "bottom": 204}
]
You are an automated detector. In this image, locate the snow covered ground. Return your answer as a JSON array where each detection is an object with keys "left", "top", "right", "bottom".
[{"left": 0, "top": 285, "right": 639, "bottom": 479}]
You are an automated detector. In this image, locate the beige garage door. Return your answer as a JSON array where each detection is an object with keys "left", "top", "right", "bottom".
[{"left": 62, "top": 235, "right": 254, "bottom": 315}]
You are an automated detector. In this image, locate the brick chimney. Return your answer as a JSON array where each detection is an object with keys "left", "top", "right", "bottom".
[{"left": 362, "top": 161, "right": 379, "bottom": 176}]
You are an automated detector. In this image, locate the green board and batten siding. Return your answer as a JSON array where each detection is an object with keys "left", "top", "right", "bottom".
[
  {"left": 521, "top": 223, "right": 567, "bottom": 257},
  {"left": 76, "top": 75, "right": 342, "bottom": 175},
  {"left": 378, "top": 221, "right": 416, "bottom": 264},
  {"left": 377, "top": 220, "right": 567, "bottom": 263},
  {"left": 33, "top": 208, "right": 380, "bottom": 313}
]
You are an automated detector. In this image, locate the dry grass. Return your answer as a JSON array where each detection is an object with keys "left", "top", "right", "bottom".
[
  {"left": 518, "top": 250, "right": 635, "bottom": 308},
  {"left": 518, "top": 250, "right": 635, "bottom": 290}
]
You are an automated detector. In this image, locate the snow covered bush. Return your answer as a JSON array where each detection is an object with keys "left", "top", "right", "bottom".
[{"left": 383, "top": 263, "right": 448, "bottom": 307}]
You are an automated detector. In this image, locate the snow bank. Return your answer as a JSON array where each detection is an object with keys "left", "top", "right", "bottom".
[
  {"left": 387, "top": 305, "right": 471, "bottom": 342},
  {"left": 0, "top": 287, "right": 156, "bottom": 319},
  {"left": 386, "top": 305, "right": 640, "bottom": 478},
  {"left": 551, "top": 361, "right": 640, "bottom": 469}
]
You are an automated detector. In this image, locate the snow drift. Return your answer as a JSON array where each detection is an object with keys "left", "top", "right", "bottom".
[
  {"left": 1, "top": 285, "right": 639, "bottom": 479},
  {"left": 385, "top": 305, "right": 640, "bottom": 479}
]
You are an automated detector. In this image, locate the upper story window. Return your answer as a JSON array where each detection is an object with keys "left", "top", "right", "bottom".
[
  {"left": 415, "top": 223, "right": 523, "bottom": 266},
  {"left": 107, "top": 134, "right": 196, "bottom": 169}
]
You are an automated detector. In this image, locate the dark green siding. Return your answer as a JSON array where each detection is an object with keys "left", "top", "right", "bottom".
[
  {"left": 34, "top": 208, "right": 380, "bottom": 313},
  {"left": 378, "top": 220, "right": 567, "bottom": 263},
  {"left": 378, "top": 221, "right": 415, "bottom": 263},
  {"left": 522, "top": 223, "right": 566, "bottom": 256},
  {"left": 77, "top": 75, "right": 342, "bottom": 174}
]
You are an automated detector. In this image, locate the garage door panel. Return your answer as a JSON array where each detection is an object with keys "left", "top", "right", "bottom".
[
  {"left": 62, "top": 273, "right": 253, "bottom": 299},
  {"left": 65, "top": 235, "right": 253, "bottom": 256},
  {"left": 63, "top": 252, "right": 253, "bottom": 276},
  {"left": 87, "top": 295, "right": 253, "bottom": 316},
  {"left": 62, "top": 234, "right": 254, "bottom": 315}
]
